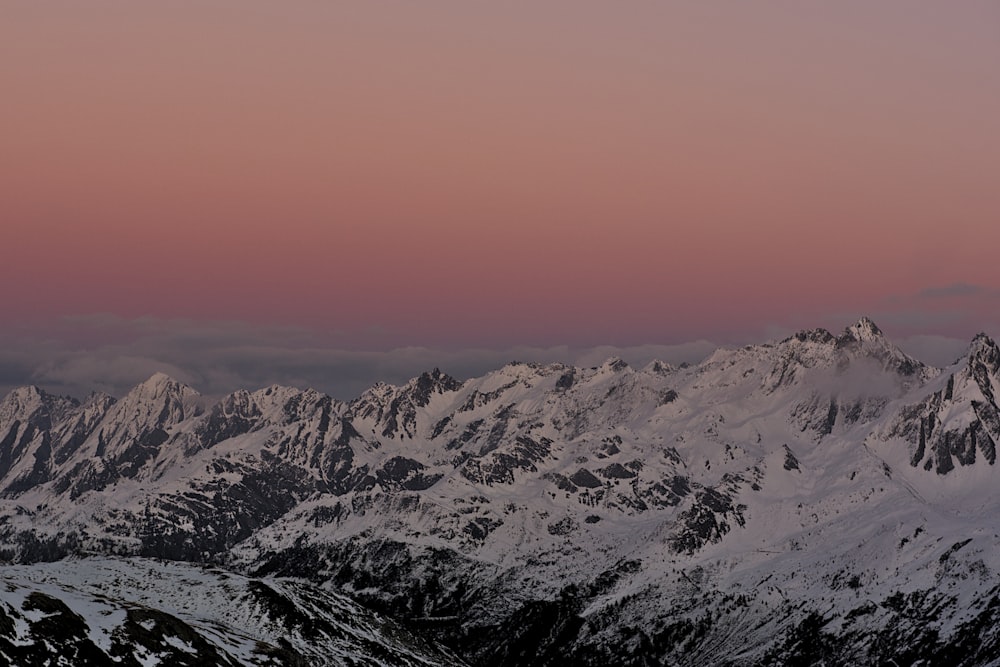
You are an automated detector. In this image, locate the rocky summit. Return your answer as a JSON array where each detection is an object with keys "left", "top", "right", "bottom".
[{"left": 2, "top": 319, "right": 1000, "bottom": 665}]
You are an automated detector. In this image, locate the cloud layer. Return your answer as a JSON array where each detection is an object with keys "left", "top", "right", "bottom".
[
  {"left": 1, "top": 308, "right": 988, "bottom": 402},
  {"left": 917, "top": 283, "right": 995, "bottom": 299},
  {"left": 0, "top": 316, "right": 720, "bottom": 401}
]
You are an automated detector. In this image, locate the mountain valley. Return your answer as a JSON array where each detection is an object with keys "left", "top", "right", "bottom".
[{"left": 2, "top": 318, "right": 1000, "bottom": 665}]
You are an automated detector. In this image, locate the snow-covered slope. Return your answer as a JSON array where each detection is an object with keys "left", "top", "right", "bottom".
[
  {"left": 0, "top": 557, "right": 465, "bottom": 666},
  {"left": 2, "top": 318, "right": 1000, "bottom": 665}
]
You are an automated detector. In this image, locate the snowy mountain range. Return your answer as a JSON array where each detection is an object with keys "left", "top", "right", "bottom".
[{"left": 3, "top": 317, "right": 1000, "bottom": 665}]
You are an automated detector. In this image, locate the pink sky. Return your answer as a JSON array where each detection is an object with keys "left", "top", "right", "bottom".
[{"left": 3, "top": 2, "right": 1000, "bottom": 353}]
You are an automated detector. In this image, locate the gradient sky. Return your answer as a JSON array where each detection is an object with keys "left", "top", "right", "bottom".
[{"left": 2, "top": 2, "right": 999, "bottom": 397}]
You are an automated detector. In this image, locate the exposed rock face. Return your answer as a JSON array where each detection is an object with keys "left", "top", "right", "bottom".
[
  {"left": 2, "top": 319, "right": 1000, "bottom": 665},
  {"left": 886, "top": 333, "right": 1000, "bottom": 474},
  {"left": 0, "top": 558, "right": 465, "bottom": 666}
]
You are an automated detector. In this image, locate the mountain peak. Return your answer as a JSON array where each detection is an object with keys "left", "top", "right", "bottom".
[
  {"left": 5, "top": 384, "right": 45, "bottom": 401},
  {"left": 130, "top": 372, "right": 199, "bottom": 399},
  {"left": 972, "top": 332, "right": 997, "bottom": 347},
  {"left": 844, "top": 316, "right": 885, "bottom": 343},
  {"left": 644, "top": 360, "right": 675, "bottom": 375},
  {"left": 968, "top": 333, "right": 1000, "bottom": 372},
  {"left": 788, "top": 328, "right": 836, "bottom": 345},
  {"left": 1, "top": 385, "right": 78, "bottom": 424},
  {"left": 4, "top": 319, "right": 1000, "bottom": 665},
  {"left": 140, "top": 371, "right": 180, "bottom": 388},
  {"left": 833, "top": 317, "right": 930, "bottom": 378},
  {"left": 412, "top": 368, "right": 460, "bottom": 389},
  {"left": 601, "top": 357, "right": 630, "bottom": 372},
  {"left": 409, "top": 368, "right": 461, "bottom": 407},
  {"left": 106, "top": 373, "right": 202, "bottom": 432},
  {"left": 0, "top": 385, "right": 47, "bottom": 422}
]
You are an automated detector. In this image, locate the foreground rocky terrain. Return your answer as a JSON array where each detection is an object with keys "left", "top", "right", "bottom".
[{"left": 3, "top": 317, "right": 1000, "bottom": 665}]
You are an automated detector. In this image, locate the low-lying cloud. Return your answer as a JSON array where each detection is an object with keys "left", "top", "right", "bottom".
[
  {"left": 0, "top": 316, "right": 719, "bottom": 401},
  {"left": 0, "top": 314, "right": 989, "bottom": 402}
]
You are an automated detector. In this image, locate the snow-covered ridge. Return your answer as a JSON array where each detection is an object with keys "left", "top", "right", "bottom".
[
  {"left": 0, "top": 557, "right": 464, "bottom": 666},
  {"left": 2, "top": 318, "right": 1000, "bottom": 665}
]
